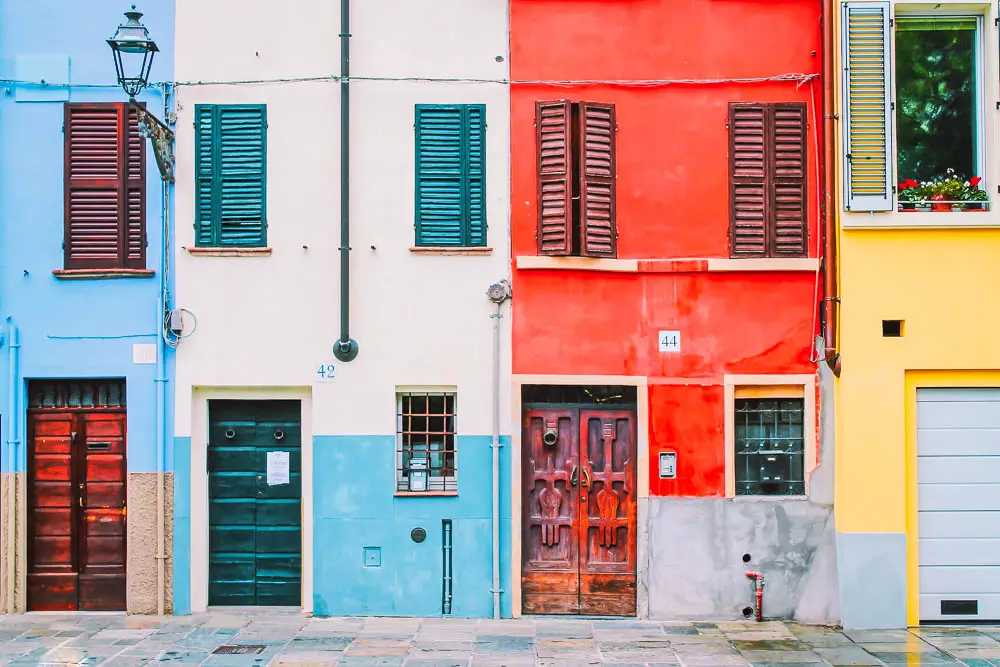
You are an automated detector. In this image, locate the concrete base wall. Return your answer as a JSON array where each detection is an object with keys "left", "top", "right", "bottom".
[
  {"left": 127, "top": 472, "right": 174, "bottom": 615},
  {"left": 836, "top": 532, "right": 907, "bottom": 629},
  {"left": 646, "top": 498, "right": 837, "bottom": 622},
  {"left": 0, "top": 473, "right": 26, "bottom": 613}
]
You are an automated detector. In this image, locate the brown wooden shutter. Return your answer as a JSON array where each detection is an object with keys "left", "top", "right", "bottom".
[
  {"left": 578, "top": 102, "right": 616, "bottom": 257},
  {"left": 729, "top": 103, "right": 768, "bottom": 257},
  {"left": 536, "top": 100, "right": 573, "bottom": 255},
  {"left": 126, "top": 105, "right": 146, "bottom": 267},
  {"left": 64, "top": 103, "right": 144, "bottom": 270},
  {"left": 769, "top": 103, "right": 807, "bottom": 256}
]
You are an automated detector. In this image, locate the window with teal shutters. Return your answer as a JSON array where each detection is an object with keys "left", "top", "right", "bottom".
[
  {"left": 195, "top": 105, "right": 267, "bottom": 247},
  {"left": 415, "top": 105, "right": 487, "bottom": 247}
]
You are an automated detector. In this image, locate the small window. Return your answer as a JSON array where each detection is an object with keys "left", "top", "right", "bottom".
[
  {"left": 396, "top": 392, "right": 457, "bottom": 493},
  {"left": 734, "top": 398, "right": 804, "bottom": 496},
  {"left": 535, "top": 100, "right": 617, "bottom": 258},
  {"left": 64, "top": 103, "right": 146, "bottom": 270},
  {"left": 194, "top": 104, "right": 267, "bottom": 247},
  {"left": 414, "top": 105, "right": 487, "bottom": 247}
]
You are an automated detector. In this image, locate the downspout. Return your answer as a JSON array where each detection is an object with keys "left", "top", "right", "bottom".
[
  {"left": 822, "top": 0, "right": 841, "bottom": 376},
  {"left": 153, "top": 83, "right": 172, "bottom": 617},
  {"left": 333, "top": 0, "right": 358, "bottom": 362},
  {"left": 5, "top": 321, "right": 19, "bottom": 614},
  {"left": 487, "top": 281, "right": 511, "bottom": 619}
]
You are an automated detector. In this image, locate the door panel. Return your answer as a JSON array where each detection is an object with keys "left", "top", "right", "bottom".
[
  {"left": 209, "top": 400, "right": 302, "bottom": 607},
  {"left": 579, "top": 411, "right": 637, "bottom": 616},
  {"left": 27, "top": 410, "right": 127, "bottom": 611},
  {"left": 522, "top": 409, "right": 579, "bottom": 614},
  {"left": 521, "top": 406, "right": 637, "bottom": 616}
]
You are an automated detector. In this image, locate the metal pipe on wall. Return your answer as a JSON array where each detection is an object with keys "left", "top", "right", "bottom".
[
  {"left": 491, "top": 301, "right": 502, "bottom": 619},
  {"left": 334, "top": 0, "right": 358, "bottom": 363},
  {"left": 5, "top": 322, "right": 19, "bottom": 614},
  {"left": 822, "top": 0, "right": 841, "bottom": 375}
]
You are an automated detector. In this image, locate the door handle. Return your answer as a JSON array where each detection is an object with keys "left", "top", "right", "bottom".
[
  {"left": 581, "top": 467, "right": 591, "bottom": 488},
  {"left": 569, "top": 466, "right": 578, "bottom": 487}
]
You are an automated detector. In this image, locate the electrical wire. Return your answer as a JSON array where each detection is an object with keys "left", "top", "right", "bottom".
[
  {"left": 162, "top": 308, "right": 197, "bottom": 349},
  {"left": 2, "top": 72, "right": 819, "bottom": 90}
]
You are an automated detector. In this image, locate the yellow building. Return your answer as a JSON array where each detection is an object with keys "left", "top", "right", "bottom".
[{"left": 837, "top": 0, "right": 1000, "bottom": 628}]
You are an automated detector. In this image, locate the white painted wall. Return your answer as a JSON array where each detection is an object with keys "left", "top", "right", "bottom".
[{"left": 173, "top": 0, "right": 511, "bottom": 439}]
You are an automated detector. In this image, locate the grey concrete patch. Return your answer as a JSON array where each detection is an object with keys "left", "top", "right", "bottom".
[{"left": 814, "top": 646, "right": 886, "bottom": 665}]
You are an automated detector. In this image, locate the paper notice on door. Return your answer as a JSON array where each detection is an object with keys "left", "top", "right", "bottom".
[{"left": 266, "top": 451, "right": 290, "bottom": 486}]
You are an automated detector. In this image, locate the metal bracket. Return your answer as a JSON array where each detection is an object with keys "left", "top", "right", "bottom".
[{"left": 132, "top": 102, "right": 175, "bottom": 184}]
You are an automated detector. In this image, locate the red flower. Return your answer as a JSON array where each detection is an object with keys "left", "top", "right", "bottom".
[
  {"left": 898, "top": 182, "right": 908, "bottom": 191},
  {"left": 971, "top": 176, "right": 982, "bottom": 187},
  {"left": 906, "top": 178, "right": 919, "bottom": 188}
]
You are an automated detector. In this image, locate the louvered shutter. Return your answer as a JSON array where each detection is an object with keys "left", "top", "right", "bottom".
[
  {"left": 536, "top": 100, "right": 573, "bottom": 255},
  {"left": 194, "top": 105, "right": 267, "bottom": 247},
  {"left": 578, "top": 102, "right": 617, "bottom": 257},
  {"left": 729, "top": 103, "right": 768, "bottom": 256},
  {"left": 65, "top": 103, "right": 143, "bottom": 269},
  {"left": 770, "top": 103, "right": 807, "bottom": 256},
  {"left": 126, "top": 105, "right": 146, "bottom": 266},
  {"left": 842, "top": 1, "right": 893, "bottom": 212},
  {"left": 465, "top": 105, "right": 487, "bottom": 247},
  {"left": 415, "top": 105, "right": 487, "bottom": 247}
]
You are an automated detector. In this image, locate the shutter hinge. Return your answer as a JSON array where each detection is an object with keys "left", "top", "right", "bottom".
[
  {"left": 846, "top": 153, "right": 852, "bottom": 162},
  {"left": 61, "top": 241, "right": 65, "bottom": 250},
  {"left": 995, "top": 16, "right": 998, "bottom": 26},
  {"left": 889, "top": 18, "right": 893, "bottom": 27},
  {"left": 890, "top": 102, "right": 895, "bottom": 111},
  {"left": 61, "top": 124, "right": 65, "bottom": 133}
]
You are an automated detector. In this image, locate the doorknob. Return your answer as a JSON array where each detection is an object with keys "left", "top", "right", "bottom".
[
  {"left": 570, "top": 466, "right": 578, "bottom": 487},
  {"left": 581, "top": 467, "right": 591, "bottom": 488}
]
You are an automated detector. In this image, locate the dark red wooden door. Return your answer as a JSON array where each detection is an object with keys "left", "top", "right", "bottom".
[
  {"left": 27, "top": 410, "right": 127, "bottom": 611},
  {"left": 522, "top": 408, "right": 637, "bottom": 615},
  {"left": 579, "top": 410, "right": 637, "bottom": 615}
]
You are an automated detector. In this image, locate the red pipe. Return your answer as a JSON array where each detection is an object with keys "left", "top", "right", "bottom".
[{"left": 746, "top": 570, "right": 764, "bottom": 622}]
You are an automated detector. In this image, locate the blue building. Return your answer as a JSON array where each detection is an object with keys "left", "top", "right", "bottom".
[{"left": 0, "top": 0, "right": 175, "bottom": 613}]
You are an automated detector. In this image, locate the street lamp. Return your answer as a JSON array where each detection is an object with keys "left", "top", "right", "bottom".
[
  {"left": 107, "top": 5, "right": 174, "bottom": 183},
  {"left": 107, "top": 5, "right": 158, "bottom": 100}
]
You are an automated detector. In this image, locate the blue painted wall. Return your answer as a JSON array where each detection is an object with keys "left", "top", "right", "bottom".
[
  {"left": 313, "top": 435, "right": 513, "bottom": 618},
  {"left": 0, "top": 1, "right": 174, "bottom": 472}
]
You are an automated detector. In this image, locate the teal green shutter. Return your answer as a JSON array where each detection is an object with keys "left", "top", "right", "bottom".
[
  {"left": 415, "top": 105, "right": 487, "bottom": 247},
  {"left": 195, "top": 105, "right": 267, "bottom": 247}
]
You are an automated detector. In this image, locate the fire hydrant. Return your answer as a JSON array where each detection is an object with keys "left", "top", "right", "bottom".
[{"left": 745, "top": 570, "right": 764, "bottom": 621}]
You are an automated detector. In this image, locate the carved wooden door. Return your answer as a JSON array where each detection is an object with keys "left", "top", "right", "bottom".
[{"left": 522, "top": 408, "right": 636, "bottom": 615}]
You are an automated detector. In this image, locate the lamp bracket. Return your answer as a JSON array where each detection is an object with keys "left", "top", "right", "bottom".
[{"left": 132, "top": 101, "right": 175, "bottom": 184}]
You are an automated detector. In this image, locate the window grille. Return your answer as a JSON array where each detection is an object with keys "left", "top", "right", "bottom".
[
  {"left": 396, "top": 392, "right": 457, "bottom": 492},
  {"left": 734, "top": 398, "right": 804, "bottom": 496}
]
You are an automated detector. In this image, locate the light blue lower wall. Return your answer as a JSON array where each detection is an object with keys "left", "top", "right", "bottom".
[
  {"left": 313, "top": 434, "right": 512, "bottom": 618},
  {"left": 172, "top": 436, "right": 191, "bottom": 615},
  {"left": 836, "top": 532, "right": 907, "bottom": 629}
]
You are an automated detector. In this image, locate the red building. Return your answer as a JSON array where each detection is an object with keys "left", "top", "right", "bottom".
[{"left": 510, "top": 0, "right": 838, "bottom": 620}]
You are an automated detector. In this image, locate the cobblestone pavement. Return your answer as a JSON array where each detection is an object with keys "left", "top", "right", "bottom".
[{"left": 0, "top": 612, "right": 997, "bottom": 667}]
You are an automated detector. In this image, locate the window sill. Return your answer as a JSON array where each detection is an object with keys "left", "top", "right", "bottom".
[
  {"left": 515, "top": 256, "right": 819, "bottom": 274},
  {"left": 52, "top": 269, "right": 155, "bottom": 280},
  {"left": 410, "top": 247, "right": 492, "bottom": 255},
  {"left": 730, "top": 494, "right": 808, "bottom": 502},
  {"left": 394, "top": 491, "right": 458, "bottom": 498},
  {"left": 844, "top": 210, "right": 1000, "bottom": 229},
  {"left": 185, "top": 247, "right": 272, "bottom": 257}
]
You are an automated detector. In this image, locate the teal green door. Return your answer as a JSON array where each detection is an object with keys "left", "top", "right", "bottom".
[{"left": 208, "top": 400, "right": 301, "bottom": 606}]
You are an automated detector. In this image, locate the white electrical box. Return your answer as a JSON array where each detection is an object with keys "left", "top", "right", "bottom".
[{"left": 659, "top": 452, "right": 677, "bottom": 479}]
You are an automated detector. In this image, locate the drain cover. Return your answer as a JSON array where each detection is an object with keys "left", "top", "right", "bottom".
[{"left": 213, "top": 645, "right": 265, "bottom": 655}]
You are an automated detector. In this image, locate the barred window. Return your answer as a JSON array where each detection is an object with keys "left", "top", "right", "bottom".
[
  {"left": 734, "top": 398, "right": 805, "bottom": 496},
  {"left": 396, "top": 392, "right": 457, "bottom": 493}
]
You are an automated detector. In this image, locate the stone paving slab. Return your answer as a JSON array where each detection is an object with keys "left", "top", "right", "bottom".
[{"left": 5, "top": 614, "right": 1000, "bottom": 666}]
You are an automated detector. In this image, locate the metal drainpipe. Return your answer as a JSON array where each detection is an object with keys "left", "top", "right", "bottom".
[
  {"left": 334, "top": 0, "right": 358, "bottom": 362},
  {"left": 487, "top": 281, "right": 510, "bottom": 619},
  {"left": 821, "top": 0, "right": 841, "bottom": 376},
  {"left": 6, "top": 321, "right": 19, "bottom": 614}
]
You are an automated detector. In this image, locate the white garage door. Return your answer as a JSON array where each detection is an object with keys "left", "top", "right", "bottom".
[{"left": 919, "top": 387, "right": 1000, "bottom": 621}]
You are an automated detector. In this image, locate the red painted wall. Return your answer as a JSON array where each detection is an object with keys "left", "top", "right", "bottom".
[{"left": 511, "top": 0, "right": 824, "bottom": 497}]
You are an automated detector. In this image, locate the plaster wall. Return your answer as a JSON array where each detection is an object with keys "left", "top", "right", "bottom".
[
  {"left": 833, "top": 0, "right": 1000, "bottom": 629},
  {"left": 172, "top": 0, "right": 511, "bottom": 616},
  {"left": 0, "top": 0, "right": 176, "bottom": 614}
]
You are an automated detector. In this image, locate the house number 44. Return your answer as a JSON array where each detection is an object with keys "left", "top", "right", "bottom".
[{"left": 658, "top": 331, "right": 681, "bottom": 353}]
